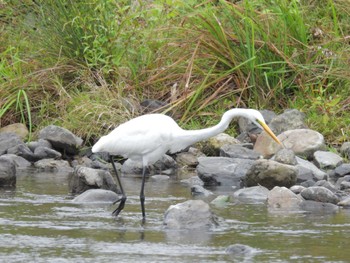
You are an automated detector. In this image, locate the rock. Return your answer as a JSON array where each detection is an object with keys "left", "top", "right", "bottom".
[
  {"left": 300, "top": 186, "right": 340, "bottom": 204},
  {"left": 225, "top": 244, "right": 258, "bottom": 261},
  {"left": 334, "top": 163, "right": 350, "bottom": 177},
  {"left": 69, "top": 166, "right": 119, "bottom": 194},
  {"left": 296, "top": 157, "right": 327, "bottom": 181},
  {"left": 151, "top": 174, "right": 170, "bottom": 181},
  {"left": 220, "top": 144, "right": 261, "bottom": 160},
  {"left": 340, "top": 142, "right": 350, "bottom": 158},
  {"left": 0, "top": 123, "right": 29, "bottom": 140},
  {"left": 0, "top": 132, "right": 24, "bottom": 155},
  {"left": 0, "top": 154, "right": 32, "bottom": 169},
  {"left": 196, "top": 157, "right": 255, "bottom": 189},
  {"left": 340, "top": 181, "right": 350, "bottom": 190},
  {"left": 0, "top": 157, "right": 16, "bottom": 187},
  {"left": 7, "top": 144, "right": 37, "bottom": 162},
  {"left": 34, "top": 159, "right": 73, "bottom": 172},
  {"left": 180, "top": 176, "right": 204, "bottom": 186},
  {"left": 210, "top": 195, "right": 230, "bottom": 205},
  {"left": 338, "top": 196, "right": 350, "bottom": 207},
  {"left": 152, "top": 155, "right": 177, "bottom": 174},
  {"left": 299, "top": 200, "right": 339, "bottom": 213},
  {"left": 34, "top": 146, "right": 62, "bottom": 160},
  {"left": 272, "top": 148, "right": 297, "bottom": 165},
  {"left": 27, "top": 139, "right": 52, "bottom": 152},
  {"left": 278, "top": 129, "right": 326, "bottom": 158},
  {"left": 290, "top": 185, "right": 306, "bottom": 194},
  {"left": 191, "top": 185, "right": 213, "bottom": 196},
  {"left": 269, "top": 109, "right": 307, "bottom": 135},
  {"left": 121, "top": 159, "right": 144, "bottom": 176},
  {"left": 239, "top": 109, "right": 277, "bottom": 134},
  {"left": 314, "top": 180, "right": 337, "bottom": 192},
  {"left": 253, "top": 132, "right": 282, "bottom": 158},
  {"left": 335, "top": 175, "right": 350, "bottom": 190},
  {"left": 72, "top": 189, "right": 119, "bottom": 203},
  {"left": 140, "top": 99, "right": 167, "bottom": 114},
  {"left": 313, "top": 151, "right": 343, "bottom": 169},
  {"left": 163, "top": 200, "right": 218, "bottom": 229},
  {"left": 233, "top": 185, "right": 269, "bottom": 202},
  {"left": 176, "top": 149, "right": 202, "bottom": 168},
  {"left": 71, "top": 156, "right": 94, "bottom": 168},
  {"left": 201, "top": 133, "right": 240, "bottom": 156},
  {"left": 267, "top": 186, "right": 303, "bottom": 210},
  {"left": 245, "top": 159, "right": 297, "bottom": 189},
  {"left": 38, "top": 125, "right": 83, "bottom": 155}
]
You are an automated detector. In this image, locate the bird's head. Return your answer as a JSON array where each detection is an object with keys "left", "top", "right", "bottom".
[{"left": 244, "top": 109, "right": 282, "bottom": 145}]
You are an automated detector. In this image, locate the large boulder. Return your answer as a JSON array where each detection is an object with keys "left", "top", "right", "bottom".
[
  {"left": 38, "top": 125, "right": 83, "bottom": 155},
  {"left": 245, "top": 159, "right": 297, "bottom": 189},
  {"left": 69, "top": 166, "right": 119, "bottom": 194},
  {"left": 0, "top": 132, "right": 24, "bottom": 155},
  {"left": 163, "top": 200, "right": 218, "bottom": 229},
  {"left": 0, "top": 157, "right": 16, "bottom": 187}
]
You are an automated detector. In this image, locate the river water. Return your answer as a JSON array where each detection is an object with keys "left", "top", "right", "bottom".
[{"left": 1, "top": 169, "right": 350, "bottom": 262}]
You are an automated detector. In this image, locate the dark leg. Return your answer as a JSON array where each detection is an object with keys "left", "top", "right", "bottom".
[
  {"left": 140, "top": 165, "right": 147, "bottom": 221},
  {"left": 109, "top": 156, "right": 127, "bottom": 217}
]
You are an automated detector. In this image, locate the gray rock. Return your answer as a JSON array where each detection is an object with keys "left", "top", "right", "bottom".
[
  {"left": 335, "top": 175, "right": 350, "bottom": 189},
  {"left": 0, "top": 157, "right": 16, "bottom": 187},
  {"left": 300, "top": 186, "right": 340, "bottom": 204},
  {"left": 290, "top": 185, "right": 306, "bottom": 194},
  {"left": 69, "top": 166, "right": 119, "bottom": 194},
  {"left": 180, "top": 176, "right": 204, "bottom": 187},
  {"left": 201, "top": 133, "right": 240, "bottom": 156},
  {"left": 34, "top": 146, "right": 62, "bottom": 160},
  {"left": 278, "top": 129, "right": 326, "bottom": 158},
  {"left": 253, "top": 132, "right": 282, "bottom": 158},
  {"left": 121, "top": 159, "right": 145, "bottom": 177},
  {"left": 191, "top": 185, "right": 213, "bottom": 196},
  {"left": 175, "top": 148, "right": 204, "bottom": 168},
  {"left": 269, "top": 109, "right": 307, "bottom": 135},
  {"left": 72, "top": 189, "right": 119, "bottom": 203},
  {"left": 7, "top": 144, "right": 37, "bottom": 162},
  {"left": 0, "top": 132, "right": 24, "bottom": 155},
  {"left": 299, "top": 200, "right": 339, "bottom": 213},
  {"left": 340, "top": 142, "right": 350, "bottom": 158},
  {"left": 314, "top": 180, "right": 337, "bottom": 192},
  {"left": 272, "top": 148, "right": 297, "bottom": 165},
  {"left": 340, "top": 181, "right": 350, "bottom": 190},
  {"left": 27, "top": 139, "right": 52, "bottom": 152},
  {"left": 334, "top": 163, "right": 350, "bottom": 177},
  {"left": 151, "top": 174, "right": 170, "bottom": 181},
  {"left": 233, "top": 185, "right": 269, "bottom": 202},
  {"left": 225, "top": 244, "right": 258, "bottom": 260},
  {"left": 313, "top": 151, "right": 343, "bottom": 169},
  {"left": 338, "top": 196, "right": 350, "bottom": 207},
  {"left": 38, "top": 125, "right": 83, "bottom": 155},
  {"left": 267, "top": 186, "right": 303, "bottom": 210},
  {"left": 163, "top": 200, "right": 218, "bottom": 229},
  {"left": 239, "top": 109, "right": 276, "bottom": 134},
  {"left": 0, "top": 123, "right": 28, "bottom": 140},
  {"left": 196, "top": 157, "right": 255, "bottom": 189},
  {"left": 34, "top": 159, "right": 73, "bottom": 172},
  {"left": 245, "top": 159, "right": 297, "bottom": 189},
  {"left": 296, "top": 157, "right": 327, "bottom": 181},
  {"left": 0, "top": 154, "right": 32, "bottom": 168},
  {"left": 152, "top": 155, "right": 177, "bottom": 174},
  {"left": 220, "top": 144, "right": 261, "bottom": 160}
]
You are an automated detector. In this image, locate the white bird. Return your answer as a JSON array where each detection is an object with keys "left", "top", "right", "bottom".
[{"left": 92, "top": 108, "right": 282, "bottom": 220}]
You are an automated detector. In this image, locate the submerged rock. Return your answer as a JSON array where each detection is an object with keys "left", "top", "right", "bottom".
[
  {"left": 225, "top": 244, "right": 258, "bottom": 261},
  {"left": 0, "top": 157, "right": 16, "bottom": 187},
  {"left": 245, "top": 159, "right": 297, "bottom": 189},
  {"left": 163, "top": 200, "right": 218, "bottom": 229},
  {"left": 72, "top": 189, "right": 119, "bottom": 203},
  {"left": 233, "top": 185, "right": 269, "bottom": 202}
]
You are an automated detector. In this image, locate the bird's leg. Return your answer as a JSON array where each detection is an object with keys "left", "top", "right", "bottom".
[
  {"left": 140, "top": 164, "right": 147, "bottom": 222},
  {"left": 109, "top": 155, "right": 127, "bottom": 217}
]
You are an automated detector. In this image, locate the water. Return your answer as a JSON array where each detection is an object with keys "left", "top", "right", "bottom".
[{"left": 1, "top": 169, "right": 350, "bottom": 262}]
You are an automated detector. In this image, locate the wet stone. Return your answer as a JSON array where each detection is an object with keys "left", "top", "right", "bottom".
[
  {"left": 267, "top": 186, "right": 303, "bottom": 211},
  {"left": 72, "top": 189, "right": 119, "bottom": 203},
  {"left": 233, "top": 185, "right": 269, "bottom": 202},
  {"left": 0, "top": 157, "right": 16, "bottom": 187},
  {"left": 300, "top": 186, "right": 340, "bottom": 204},
  {"left": 299, "top": 200, "right": 339, "bottom": 214},
  {"left": 191, "top": 185, "right": 213, "bottom": 196},
  {"left": 220, "top": 144, "right": 261, "bottom": 160},
  {"left": 34, "top": 159, "right": 73, "bottom": 172},
  {"left": 163, "top": 200, "right": 218, "bottom": 229}
]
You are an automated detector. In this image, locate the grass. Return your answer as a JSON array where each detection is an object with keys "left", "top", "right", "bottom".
[{"left": 0, "top": 0, "right": 350, "bottom": 146}]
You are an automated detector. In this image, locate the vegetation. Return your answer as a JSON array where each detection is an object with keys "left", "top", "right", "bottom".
[{"left": 1, "top": 0, "right": 349, "bottom": 146}]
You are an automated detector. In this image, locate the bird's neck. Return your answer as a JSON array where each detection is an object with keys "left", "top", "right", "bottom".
[{"left": 182, "top": 109, "right": 244, "bottom": 144}]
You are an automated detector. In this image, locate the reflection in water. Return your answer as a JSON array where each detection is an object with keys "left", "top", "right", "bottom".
[{"left": 0, "top": 170, "right": 350, "bottom": 262}]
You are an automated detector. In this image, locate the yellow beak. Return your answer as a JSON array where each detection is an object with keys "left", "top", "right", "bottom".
[{"left": 257, "top": 120, "right": 283, "bottom": 145}]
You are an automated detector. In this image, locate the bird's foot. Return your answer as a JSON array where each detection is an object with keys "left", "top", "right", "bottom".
[{"left": 112, "top": 196, "right": 126, "bottom": 217}]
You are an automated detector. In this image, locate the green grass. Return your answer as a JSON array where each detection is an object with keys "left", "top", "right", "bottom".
[{"left": 1, "top": 0, "right": 349, "bottom": 146}]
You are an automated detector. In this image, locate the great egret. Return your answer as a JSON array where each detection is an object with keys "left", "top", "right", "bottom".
[{"left": 92, "top": 108, "right": 282, "bottom": 220}]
